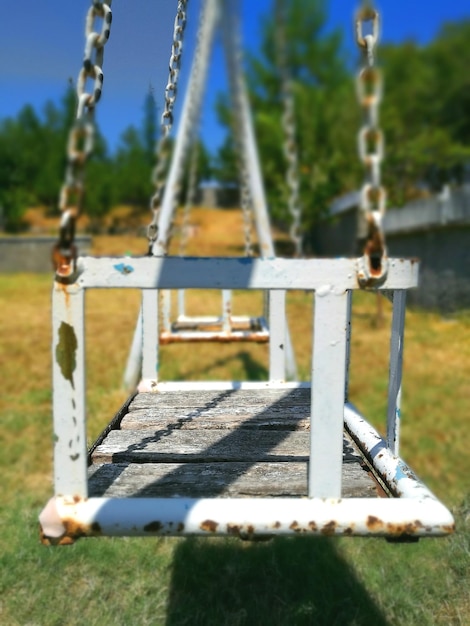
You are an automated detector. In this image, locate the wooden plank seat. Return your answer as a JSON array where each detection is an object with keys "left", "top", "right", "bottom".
[{"left": 88, "top": 387, "right": 380, "bottom": 499}]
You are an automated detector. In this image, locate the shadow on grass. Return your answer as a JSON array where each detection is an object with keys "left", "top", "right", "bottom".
[
  {"left": 175, "top": 349, "right": 268, "bottom": 382},
  {"left": 166, "top": 536, "right": 388, "bottom": 626}
]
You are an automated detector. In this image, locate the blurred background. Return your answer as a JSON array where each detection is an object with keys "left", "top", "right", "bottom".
[
  {"left": 1, "top": 3, "right": 469, "bottom": 624},
  {"left": 1, "top": 0, "right": 470, "bottom": 237}
]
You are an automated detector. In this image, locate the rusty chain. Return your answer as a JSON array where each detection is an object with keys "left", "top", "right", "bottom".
[
  {"left": 275, "top": 0, "right": 303, "bottom": 258},
  {"left": 223, "top": 2, "right": 254, "bottom": 257},
  {"left": 147, "top": 0, "right": 189, "bottom": 251},
  {"left": 52, "top": 0, "right": 112, "bottom": 276},
  {"left": 355, "top": 3, "right": 388, "bottom": 285}
]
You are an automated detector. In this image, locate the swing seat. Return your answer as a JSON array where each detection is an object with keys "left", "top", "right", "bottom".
[
  {"left": 39, "top": 255, "right": 455, "bottom": 544},
  {"left": 161, "top": 313, "right": 269, "bottom": 343}
]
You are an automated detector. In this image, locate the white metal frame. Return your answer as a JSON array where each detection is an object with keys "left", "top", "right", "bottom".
[{"left": 39, "top": 255, "right": 455, "bottom": 543}]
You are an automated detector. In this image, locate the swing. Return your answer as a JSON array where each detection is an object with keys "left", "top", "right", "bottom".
[{"left": 40, "top": 0, "right": 454, "bottom": 545}]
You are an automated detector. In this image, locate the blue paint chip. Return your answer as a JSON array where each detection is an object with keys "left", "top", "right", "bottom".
[
  {"left": 114, "top": 263, "right": 134, "bottom": 275},
  {"left": 395, "top": 463, "right": 407, "bottom": 482}
]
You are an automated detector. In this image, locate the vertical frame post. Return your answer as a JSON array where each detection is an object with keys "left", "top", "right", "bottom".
[
  {"left": 309, "top": 288, "right": 349, "bottom": 498},
  {"left": 122, "top": 313, "right": 143, "bottom": 390},
  {"left": 52, "top": 282, "right": 87, "bottom": 497},
  {"left": 222, "top": 290, "right": 232, "bottom": 333},
  {"left": 162, "top": 290, "right": 171, "bottom": 332},
  {"left": 268, "top": 290, "right": 286, "bottom": 382},
  {"left": 177, "top": 289, "right": 185, "bottom": 320},
  {"left": 387, "top": 290, "right": 406, "bottom": 455},
  {"left": 142, "top": 290, "right": 159, "bottom": 381},
  {"left": 344, "top": 290, "right": 353, "bottom": 402}
]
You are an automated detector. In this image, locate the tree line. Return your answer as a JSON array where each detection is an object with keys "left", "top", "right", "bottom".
[{"left": 1, "top": 0, "right": 469, "bottom": 240}]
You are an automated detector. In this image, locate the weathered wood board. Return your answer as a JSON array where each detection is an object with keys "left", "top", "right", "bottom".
[{"left": 88, "top": 387, "right": 381, "bottom": 499}]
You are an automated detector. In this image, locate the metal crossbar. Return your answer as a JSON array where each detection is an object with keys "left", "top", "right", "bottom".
[{"left": 39, "top": 255, "right": 455, "bottom": 544}]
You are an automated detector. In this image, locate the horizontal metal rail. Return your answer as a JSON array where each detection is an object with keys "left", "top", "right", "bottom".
[{"left": 75, "top": 256, "right": 419, "bottom": 291}]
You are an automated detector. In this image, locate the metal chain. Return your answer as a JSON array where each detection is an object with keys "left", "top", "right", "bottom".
[
  {"left": 355, "top": 3, "right": 388, "bottom": 284},
  {"left": 147, "top": 0, "right": 189, "bottom": 250},
  {"left": 275, "top": 0, "right": 303, "bottom": 258},
  {"left": 52, "top": 1, "right": 112, "bottom": 276},
  {"left": 223, "top": 3, "right": 254, "bottom": 256}
]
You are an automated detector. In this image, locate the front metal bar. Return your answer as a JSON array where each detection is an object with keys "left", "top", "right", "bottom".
[
  {"left": 387, "top": 290, "right": 406, "bottom": 454},
  {"left": 268, "top": 290, "right": 286, "bottom": 382},
  {"left": 40, "top": 491, "right": 455, "bottom": 543},
  {"left": 77, "top": 257, "right": 419, "bottom": 291},
  {"left": 52, "top": 282, "right": 87, "bottom": 497},
  {"left": 142, "top": 290, "right": 159, "bottom": 381},
  {"left": 309, "top": 288, "right": 349, "bottom": 498}
]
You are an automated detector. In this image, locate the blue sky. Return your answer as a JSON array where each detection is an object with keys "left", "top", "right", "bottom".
[{"left": 1, "top": 0, "right": 469, "bottom": 154}]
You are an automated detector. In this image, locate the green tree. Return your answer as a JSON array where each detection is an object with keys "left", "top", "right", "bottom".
[
  {"left": 0, "top": 106, "right": 42, "bottom": 230},
  {"left": 113, "top": 125, "right": 152, "bottom": 206},
  {"left": 214, "top": 0, "right": 355, "bottom": 242},
  {"left": 380, "top": 28, "right": 470, "bottom": 205}
]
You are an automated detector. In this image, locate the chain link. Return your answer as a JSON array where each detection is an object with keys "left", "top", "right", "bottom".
[
  {"left": 223, "top": 3, "right": 254, "bottom": 257},
  {"left": 355, "top": 3, "right": 388, "bottom": 284},
  {"left": 147, "top": 1, "right": 189, "bottom": 250},
  {"left": 52, "top": 1, "right": 112, "bottom": 276},
  {"left": 275, "top": 0, "right": 303, "bottom": 258}
]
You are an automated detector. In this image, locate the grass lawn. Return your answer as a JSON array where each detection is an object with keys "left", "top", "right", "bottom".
[{"left": 1, "top": 209, "right": 469, "bottom": 625}]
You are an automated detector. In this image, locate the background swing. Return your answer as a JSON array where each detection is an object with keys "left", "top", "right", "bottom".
[
  {"left": 39, "top": 0, "right": 455, "bottom": 545},
  {"left": 122, "top": 0, "right": 297, "bottom": 390}
]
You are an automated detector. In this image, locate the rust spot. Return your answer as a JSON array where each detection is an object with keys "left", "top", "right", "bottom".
[
  {"left": 144, "top": 521, "right": 163, "bottom": 532},
  {"left": 69, "top": 453, "right": 79, "bottom": 461},
  {"left": 200, "top": 519, "right": 218, "bottom": 533},
  {"left": 357, "top": 6, "right": 377, "bottom": 21},
  {"left": 41, "top": 517, "right": 103, "bottom": 545},
  {"left": 273, "top": 521, "right": 281, "bottom": 530},
  {"left": 227, "top": 523, "right": 242, "bottom": 536},
  {"left": 367, "top": 515, "right": 384, "bottom": 531},
  {"left": 321, "top": 520, "right": 338, "bottom": 536},
  {"left": 289, "top": 521, "right": 301, "bottom": 533},
  {"left": 176, "top": 522, "right": 185, "bottom": 532},
  {"left": 344, "top": 527, "right": 354, "bottom": 536},
  {"left": 308, "top": 521, "right": 318, "bottom": 532}
]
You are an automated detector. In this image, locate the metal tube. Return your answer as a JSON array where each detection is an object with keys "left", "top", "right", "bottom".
[
  {"left": 309, "top": 288, "right": 349, "bottom": 498},
  {"left": 40, "top": 493, "right": 454, "bottom": 543},
  {"left": 344, "top": 402, "right": 443, "bottom": 501},
  {"left": 52, "top": 282, "right": 87, "bottom": 498},
  {"left": 142, "top": 290, "right": 159, "bottom": 381},
  {"left": 387, "top": 290, "right": 406, "bottom": 454},
  {"left": 268, "top": 290, "right": 286, "bottom": 382},
  {"left": 76, "top": 257, "right": 420, "bottom": 291},
  {"left": 122, "top": 313, "right": 142, "bottom": 390}
]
